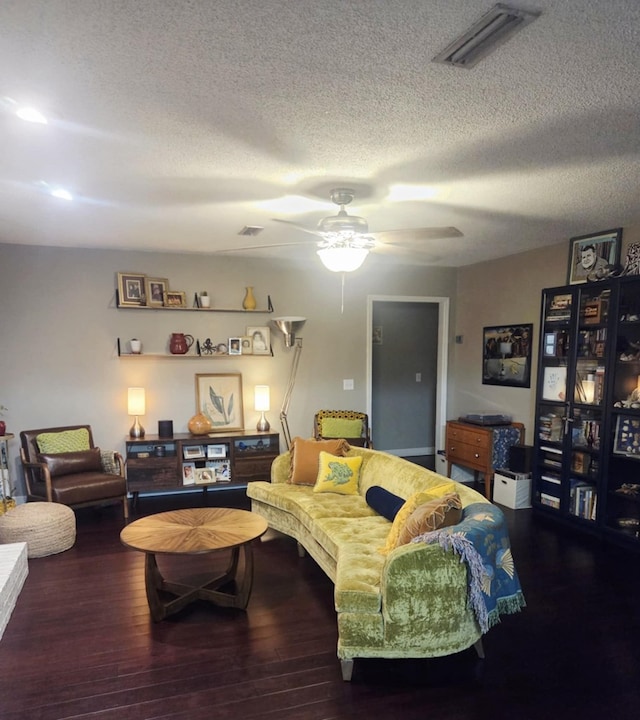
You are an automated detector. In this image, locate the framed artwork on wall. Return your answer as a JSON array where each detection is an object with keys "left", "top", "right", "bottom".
[
  {"left": 483, "top": 324, "right": 533, "bottom": 388},
  {"left": 567, "top": 228, "right": 622, "bottom": 285},
  {"left": 163, "top": 290, "right": 187, "bottom": 308},
  {"left": 195, "top": 373, "right": 244, "bottom": 432}
]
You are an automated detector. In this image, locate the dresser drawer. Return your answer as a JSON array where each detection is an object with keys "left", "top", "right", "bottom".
[
  {"left": 445, "top": 441, "right": 490, "bottom": 471},
  {"left": 446, "top": 423, "right": 491, "bottom": 449}
]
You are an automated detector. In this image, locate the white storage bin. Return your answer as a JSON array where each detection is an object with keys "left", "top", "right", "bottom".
[{"left": 493, "top": 471, "right": 532, "bottom": 509}]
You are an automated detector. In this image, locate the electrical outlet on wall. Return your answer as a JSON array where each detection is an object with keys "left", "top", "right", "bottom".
[{"left": 343, "top": 379, "right": 354, "bottom": 390}]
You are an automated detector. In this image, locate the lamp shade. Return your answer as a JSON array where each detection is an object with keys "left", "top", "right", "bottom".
[
  {"left": 272, "top": 316, "right": 306, "bottom": 347},
  {"left": 128, "top": 387, "right": 146, "bottom": 416},
  {"left": 317, "top": 246, "right": 369, "bottom": 272},
  {"left": 254, "top": 385, "right": 270, "bottom": 412}
]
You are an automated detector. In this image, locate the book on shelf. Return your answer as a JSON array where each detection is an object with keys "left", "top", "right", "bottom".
[
  {"left": 540, "top": 492, "right": 561, "bottom": 509},
  {"left": 570, "top": 480, "right": 597, "bottom": 520},
  {"left": 540, "top": 473, "right": 561, "bottom": 485},
  {"left": 538, "top": 413, "right": 564, "bottom": 442}
]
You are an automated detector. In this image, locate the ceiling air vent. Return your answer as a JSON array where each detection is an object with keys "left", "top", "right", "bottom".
[
  {"left": 432, "top": 3, "right": 540, "bottom": 69},
  {"left": 238, "top": 225, "right": 264, "bottom": 236}
]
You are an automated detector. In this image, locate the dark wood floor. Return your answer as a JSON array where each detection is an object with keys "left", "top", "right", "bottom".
[{"left": 1, "top": 489, "right": 639, "bottom": 720}]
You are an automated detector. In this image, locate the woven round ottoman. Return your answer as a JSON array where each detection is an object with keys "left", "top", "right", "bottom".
[{"left": 0, "top": 503, "right": 76, "bottom": 558}]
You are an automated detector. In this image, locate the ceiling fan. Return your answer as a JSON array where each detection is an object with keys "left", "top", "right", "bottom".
[
  {"left": 271, "top": 187, "right": 463, "bottom": 272},
  {"left": 215, "top": 187, "right": 463, "bottom": 272}
]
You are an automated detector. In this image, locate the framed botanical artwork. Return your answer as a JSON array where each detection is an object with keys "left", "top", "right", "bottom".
[
  {"left": 195, "top": 373, "right": 244, "bottom": 432},
  {"left": 117, "top": 272, "right": 146, "bottom": 306},
  {"left": 482, "top": 324, "right": 533, "bottom": 388},
  {"left": 228, "top": 337, "right": 242, "bottom": 355},
  {"left": 246, "top": 326, "right": 270, "bottom": 355},
  {"left": 144, "top": 277, "right": 168, "bottom": 307},
  {"left": 164, "top": 290, "right": 187, "bottom": 308},
  {"left": 567, "top": 228, "right": 622, "bottom": 285}
]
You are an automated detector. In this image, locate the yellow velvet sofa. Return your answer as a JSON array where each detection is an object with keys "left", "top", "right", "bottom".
[{"left": 246, "top": 446, "right": 495, "bottom": 681}]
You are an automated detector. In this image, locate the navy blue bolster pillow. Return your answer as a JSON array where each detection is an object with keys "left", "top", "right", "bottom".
[{"left": 365, "top": 486, "right": 405, "bottom": 521}]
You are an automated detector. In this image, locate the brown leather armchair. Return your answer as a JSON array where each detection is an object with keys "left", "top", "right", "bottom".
[{"left": 20, "top": 425, "right": 128, "bottom": 519}]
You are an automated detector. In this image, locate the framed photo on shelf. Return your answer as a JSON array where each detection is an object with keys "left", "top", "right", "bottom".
[
  {"left": 182, "top": 462, "right": 196, "bottom": 485},
  {"left": 228, "top": 337, "right": 242, "bottom": 355},
  {"left": 117, "top": 272, "right": 146, "bottom": 306},
  {"left": 542, "top": 366, "right": 567, "bottom": 401},
  {"left": 567, "top": 228, "right": 622, "bottom": 285},
  {"left": 195, "top": 373, "right": 244, "bottom": 432},
  {"left": 206, "top": 444, "right": 227, "bottom": 458},
  {"left": 195, "top": 467, "right": 214, "bottom": 485},
  {"left": 144, "top": 277, "right": 168, "bottom": 307},
  {"left": 183, "top": 445, "right": 205, "bottom": 460},
  {"left": 240, "top": 336, "right": 253, "bottom": 355},
  {"left": 482, "top": 324, "right": 533, "bottom": 387},
  {"left": 247, "top": 326, "right": 270, "bottom": 355},
  {"left": 163, "top": 290, "right": 187, "bottom": 308}
]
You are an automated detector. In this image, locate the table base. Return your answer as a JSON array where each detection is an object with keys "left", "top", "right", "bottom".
[{"left": 144, "top": 543, "right": 254, "bottom": 621}]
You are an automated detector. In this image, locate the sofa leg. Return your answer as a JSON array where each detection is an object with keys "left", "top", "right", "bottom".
[
  {"left": 296, "top": 542, "right": 306, "bottom": 558},
  {"left": 474, "top": 637, "right": 485, "bottom": 659},
  {"left": 340, "top": 659, "right": 354, "bottom": 682}
]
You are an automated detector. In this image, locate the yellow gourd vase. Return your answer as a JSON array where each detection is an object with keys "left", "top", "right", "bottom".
[{"left": 242, "top": 286, "right": 257, "bottom": 310}]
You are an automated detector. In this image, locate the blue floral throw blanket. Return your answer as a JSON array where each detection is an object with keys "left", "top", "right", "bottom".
[{"left": 413, "top": 502, "right": 526, "bottom": 633}]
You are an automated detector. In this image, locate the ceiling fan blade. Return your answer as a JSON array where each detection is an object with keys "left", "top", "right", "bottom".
[
  {"left": 370, "top": 226, "right": 463, "bottom": 245},
  {"left": 213, "top": 240, "right": 317, "bottom": 254},
  {"left": 271, "top": 218, "right": 324, "bottom": 237}
]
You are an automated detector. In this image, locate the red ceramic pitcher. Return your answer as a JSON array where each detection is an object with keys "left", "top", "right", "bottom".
[{"left": 169, "top": 333, "right": 194, "bottom": 354}]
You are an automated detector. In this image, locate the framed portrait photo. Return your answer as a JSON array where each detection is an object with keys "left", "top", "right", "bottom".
[
  {"left": 482, "top": 324, "right": 533, "bottom": 388},
  {"left": 240, "top": 336, "right": 253, "bottom": 355},
  {"left": 163, "top": 290, "right": 187, "bottom": 308},
  {"left": 246, "top": 326, "right": 270, "bottom": 355},
  {"left": 144, "top": 277, "right": 168, "bottom": 307},
  {"left": 117, "top": 272, "right": 146, "bottom": 306},
  {"left": 228, "top": 337, "right": 242, "bottom": 355},
  {"left": 567, "top": 228, "right": 622, "bottom": 285},
  {"left": 195, "top": 373, "right": 244, "bottom": 432}
]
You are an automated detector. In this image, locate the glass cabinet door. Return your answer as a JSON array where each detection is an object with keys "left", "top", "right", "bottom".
[{"left": 605, "top": 277, "right": 640, "bottom": 540}]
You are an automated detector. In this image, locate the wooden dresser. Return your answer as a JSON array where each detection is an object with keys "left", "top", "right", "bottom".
[{"left": 445, "top": 420, "right": 524, "bottom": 499}]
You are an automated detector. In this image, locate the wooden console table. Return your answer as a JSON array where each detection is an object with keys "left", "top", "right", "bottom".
[{"left": 445, "top": 420, "right": 524, "bottom": 499}]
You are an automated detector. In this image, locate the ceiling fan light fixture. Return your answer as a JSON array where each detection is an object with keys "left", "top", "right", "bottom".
[{"left": 317, "top": 246, "right": 369, "bottom": 273}]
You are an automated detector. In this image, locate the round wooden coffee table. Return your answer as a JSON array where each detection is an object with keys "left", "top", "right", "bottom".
[{"left": 120, "top": 507, "right": 268, "bottom": 621}]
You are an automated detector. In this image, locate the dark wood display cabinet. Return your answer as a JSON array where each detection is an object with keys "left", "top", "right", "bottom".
[
  {"left": 125, "top": 430, "right": 279, "bottom": 505},
  {"left": 532, "top": 276, "right": 640, "bottom": 549}
]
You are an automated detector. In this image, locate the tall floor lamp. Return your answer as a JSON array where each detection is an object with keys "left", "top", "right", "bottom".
[{"left": 271, "top": 317, "right": 306, "bottom": 448}]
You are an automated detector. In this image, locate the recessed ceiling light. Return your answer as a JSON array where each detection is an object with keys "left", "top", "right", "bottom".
[{"left": 15, "top": 106, "right": 48, "bottom": 124}]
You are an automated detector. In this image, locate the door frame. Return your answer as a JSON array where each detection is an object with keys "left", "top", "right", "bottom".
[{"left": 366, "top": 295, "right": 450, "bottom": 460}]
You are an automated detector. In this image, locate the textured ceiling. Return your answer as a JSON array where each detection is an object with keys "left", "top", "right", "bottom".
[{"left": 1, "top": 0, "right": 640, "bottom": 268}]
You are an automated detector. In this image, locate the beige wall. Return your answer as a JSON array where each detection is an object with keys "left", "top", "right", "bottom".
[
  {"left": 2, "top": 226, "right": 637, "bottom": 496},
  {"left": 0, "top": 243, "right": 457, "bottom": 495}
]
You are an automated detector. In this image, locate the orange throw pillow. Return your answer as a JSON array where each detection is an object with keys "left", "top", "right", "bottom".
[
  {"left": 289, "top": 437, "right": 349, "bottom": 485},
  {"left": 396, "top": 493, "right": 462, "bottom": 548}
]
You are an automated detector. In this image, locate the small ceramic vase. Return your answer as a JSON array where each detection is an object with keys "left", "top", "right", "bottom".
[
  {"left": 242, "top": 286, "right": 257, "bottom": 310},
  {"left": 188, "top": 413, "right": 212, "bottom": 435}
]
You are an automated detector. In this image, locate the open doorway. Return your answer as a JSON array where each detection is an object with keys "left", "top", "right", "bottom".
[{"left": 366, "top": 295, "right": 449, "bottom": 471}]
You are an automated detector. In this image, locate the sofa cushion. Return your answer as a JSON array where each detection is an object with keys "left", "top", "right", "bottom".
[
  {"left": 313, "top": 452, "right": 362, "bottom": 495},
  {"left": 38, "top": 448, "right": 103, "bottom": 477},
  {"left": 36, "top": 428, "right": 91, "bottom": 454},
  {"left": 396, "top": 492, "right": 463, "bottom": 548},
  {"left": 289, "top": 437, "right": 349, "bottom": 485},
  {"left": 365, "top": 486, "right": 405, "bottom": 520},
  {"left": 381, "top": 482, "right": 457, "bottom": 554}
]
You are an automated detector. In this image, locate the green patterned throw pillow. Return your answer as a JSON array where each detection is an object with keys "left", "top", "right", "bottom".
[{"left": 36, "top": 428, "right": 91, "bottom": 454}]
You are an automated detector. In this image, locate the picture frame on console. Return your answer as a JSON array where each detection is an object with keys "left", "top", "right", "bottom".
[
  {"left": 567, "top": 228, "right": 622, "bottom": 285},
  {"left": 195, "top": 373, "right": 244, "bottom": 432},
  {"left": 483, "top": 324, "right": 533, "bottom": 388},
  {"left": 117, "top": 272, "right": 146, "bottom": 306}
]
